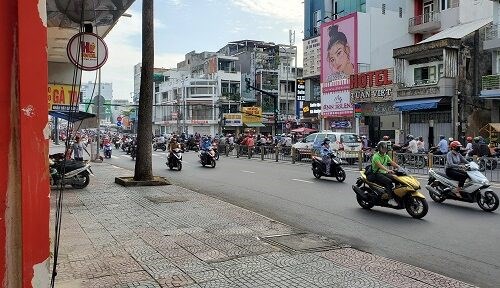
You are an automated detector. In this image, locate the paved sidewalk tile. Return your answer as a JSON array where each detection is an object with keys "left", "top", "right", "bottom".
[{"left": 51, "top": 163, "right": 477, "bottom": 288}]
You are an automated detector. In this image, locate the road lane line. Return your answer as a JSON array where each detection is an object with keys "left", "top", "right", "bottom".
[
  {"left": 241, "top": 170, "right": 256, "bottom": 174},
  {"left": 291, "top": 179, "right": 313, "bottom": 184}
]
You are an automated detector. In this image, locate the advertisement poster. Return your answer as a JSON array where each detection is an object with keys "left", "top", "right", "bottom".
[
  {"left": 303, "top": 36, "right": 321, "bottom": 78},
  {"left": 321, "top": 91, "right": 354, "bottom": 118},
  {"left": 320, "top": 14, "right": 357, "bottom": 118},
  {"left": 223, "top": 113, "right": 243, "bottom": 126},
  {"left": 47, "top": 84, "right": 80, "bottom": 111},
  {"left": 320, "top": 14, "right": 358, "bottom": 88},
  {"left": 242, "top": 107, "right": 262, "bottom": 124}
]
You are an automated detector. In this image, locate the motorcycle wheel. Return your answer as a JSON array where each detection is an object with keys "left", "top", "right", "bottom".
[
  {"left": 356, "top": 187, "right": 374, "bottom": 209},
  {"left": 71, "top": 171, "right": 90, "bottom": 189},
  {"left": 169, "top": 163, "right": 174, "bottom": 170},
  {"left": 312, "top": 165, "right": 322, "bottom": 179},
  {"left": 210, "top": 159, "right": 216, "bottom": 168},
  {"left": 429, "top": 187, "right": 446, "bottom": 203},
  {"left": 405, "top": 196, "right": 428, "bottom": 219},
  {"left": 477, "top": 191, "right": 499, "bottom": 212},
  {"left": 215, "top": 152, "right": 220, "bottom": 160},
  {"left": 177, "top": 162, "right": 182, "bottom": 171},
  {"left": 335, "top": 168, "right": 346, "bottom": 182},
  {"left": 478, "top": 160, "right": 487, "bottom": 172},
  {"left": 415, "top": 158, "right": 426, "bottom": 169}
]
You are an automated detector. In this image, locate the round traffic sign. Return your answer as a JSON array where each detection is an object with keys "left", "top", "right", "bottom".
[
  {"left": 116, "top": 121, "right": 122, "bottom": 127},
  {"left": 117, "top": 116, "right": 122, "bottom": 122}
]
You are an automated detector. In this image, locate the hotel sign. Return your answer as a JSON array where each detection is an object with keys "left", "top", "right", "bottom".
[{"left": 350, "top": 68, "right": 394, "bottom": 103}]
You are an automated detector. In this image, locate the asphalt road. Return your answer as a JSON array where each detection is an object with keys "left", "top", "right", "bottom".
[{"left": 105, "top": 148, "right": 500, "bottom": 288}]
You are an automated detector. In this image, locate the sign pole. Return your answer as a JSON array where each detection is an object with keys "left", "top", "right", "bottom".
[{"left": 96, "top": 68, "right": 101, "bottom": 159}]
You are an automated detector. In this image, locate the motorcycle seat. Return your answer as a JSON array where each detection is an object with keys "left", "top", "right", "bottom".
[{"left": 436, "top": 171, "right": 449, "bottom": 178}]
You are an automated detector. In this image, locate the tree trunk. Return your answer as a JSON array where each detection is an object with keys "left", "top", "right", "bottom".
[{"left": 134, "top": 0, "right": 154, "bottom": 181}]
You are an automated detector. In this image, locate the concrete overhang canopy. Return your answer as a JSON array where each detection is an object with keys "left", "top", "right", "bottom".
[
  {"left": 393, "top": 18, "right": 492, "bottom": 60},
  {"left": 47, "top": 0, "right": 135, "bottom": 63},
  {"left": 393, "top": 38, "right": 461, "bottom": 59}
]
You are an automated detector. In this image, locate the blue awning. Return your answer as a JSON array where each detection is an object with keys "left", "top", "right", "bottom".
[{"left": 394, "top": 98, "right": 442, "bottom": 111}]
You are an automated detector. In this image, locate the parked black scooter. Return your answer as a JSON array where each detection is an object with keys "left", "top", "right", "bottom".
[{"left": 311, "top": 153, "right": 346, "bottom": 182}]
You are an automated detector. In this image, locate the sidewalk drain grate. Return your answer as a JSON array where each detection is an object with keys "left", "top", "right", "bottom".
[
  {"left": 258, "top": 233, "right": 345, "bottom": 253},
  {"left": 145, "top": 195, "right": 188, "bottom": 204}
]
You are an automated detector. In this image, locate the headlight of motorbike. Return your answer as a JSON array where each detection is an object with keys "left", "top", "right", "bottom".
[{"left": 482, "top": 179, "right": 490, "bottom": 186}]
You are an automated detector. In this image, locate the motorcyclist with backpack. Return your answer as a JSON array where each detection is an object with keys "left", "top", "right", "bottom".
[{"left": 368, "top": 141, "right": 401, "bottom": 206}]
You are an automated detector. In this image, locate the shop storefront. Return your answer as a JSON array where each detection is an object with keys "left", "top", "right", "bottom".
[{"left": 350, "top": 68, "right": 398, "bottom": 143}]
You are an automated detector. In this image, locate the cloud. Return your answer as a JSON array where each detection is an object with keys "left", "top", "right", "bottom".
[
  {"left": 231, "top": 0, "right": 304, "bottom": 66},
  {"left": 82, "top": 9, "right": 183, "bottom": 100},
  {"left": 231, "top": 0, "right": 303, "bottom": 24}
]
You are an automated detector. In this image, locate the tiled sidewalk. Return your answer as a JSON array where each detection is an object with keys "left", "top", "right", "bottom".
[{"left": 51, "top": 163, "right": 476, "bottom": 288}]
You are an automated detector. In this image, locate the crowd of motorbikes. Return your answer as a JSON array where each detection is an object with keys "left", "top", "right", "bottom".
[
  {"left": 51, "top": 131, "right": 499, "bottom": 219},
  {"left": 312, "top": 144, "right": 499, "bottom": 219}
]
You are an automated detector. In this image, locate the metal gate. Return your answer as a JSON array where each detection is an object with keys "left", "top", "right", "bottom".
[
  {"left": 410, "top": 122, "right": 452, "bottom": 149},
  {"left": 193, "top": 126, "right": 211, "bottom": 136}
]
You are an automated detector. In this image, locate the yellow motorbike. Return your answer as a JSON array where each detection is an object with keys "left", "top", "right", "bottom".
[{"left": 352, "top": 168, "right": 428, "bottom": 219}]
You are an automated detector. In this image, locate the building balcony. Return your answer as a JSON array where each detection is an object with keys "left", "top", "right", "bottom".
[
  {"left": 484, "top": 24, "right": 500, "bottom": 50},
  {"left": 221, "top": 92, "right": 241, "bottom": 102},
  {"left": 408, "top": 12, "right": 441, "bottom": 34},
  {"left": 480, "top": 74, "right": 500, "bottom": 98},
  {"left": 395, "top": 78, "right": 456, "bottom": 100}
]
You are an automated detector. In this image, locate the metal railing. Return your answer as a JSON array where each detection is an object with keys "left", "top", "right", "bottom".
[
  {"left": 485, "top": 23, "right": 500, "bottom": 41},
  {"left": 482, "top": 74, "right": 500, "bottom": 91},
  {"left": 408, "top": 12, "right": 440, "bottom": 27},
  {"left": 217, "top": 144, "right": 500, "bottom": 182}
]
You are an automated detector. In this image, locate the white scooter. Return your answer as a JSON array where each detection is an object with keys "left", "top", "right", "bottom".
[{"left": 426, "top": 162, "right": 498, "bottom": 212}]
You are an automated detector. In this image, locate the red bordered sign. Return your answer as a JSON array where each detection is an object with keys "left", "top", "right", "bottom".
[{"left": 67, "top": 32, "right": 108, "bottom": 71}]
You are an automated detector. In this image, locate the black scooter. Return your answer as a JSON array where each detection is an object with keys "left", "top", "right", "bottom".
[
  {"left": 312, "top": 153, "right": 346, "bottom": 182},
  {"left": 153, "top": 142, "right": 167, "bottom": 151}
]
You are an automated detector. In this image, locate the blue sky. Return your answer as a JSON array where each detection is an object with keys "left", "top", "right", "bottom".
[{"left": 83, "top": 0, "right": 303, "bottom": 100}]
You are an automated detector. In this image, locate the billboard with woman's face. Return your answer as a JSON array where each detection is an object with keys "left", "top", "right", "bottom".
[
  {"left": 320, "top": 13, "right": 357, "bottom": 118},
  {"left": 320, "top": 13, "right": 358, "bottom": 92}
]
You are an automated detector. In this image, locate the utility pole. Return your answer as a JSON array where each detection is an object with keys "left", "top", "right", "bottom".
[
  {"left": 246, "top": 78, "right": 278, "bottom": 135},
  {"left": 134, "top": 0, "right": 154, "bottom": 181}
]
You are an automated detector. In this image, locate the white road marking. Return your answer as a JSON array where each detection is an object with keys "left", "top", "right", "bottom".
[
  {"left": 152, "top": 153, "right": 162, "bottom": 157},
  {"left": 241, "top": 170, "right": 256, "bottom": 174},
  {"left": 292, "top": 179, "right": 314, "bottom": 184},
  {"left": 291, "top": 179, "right": 313, "bottom": 184},
  {"left": 111, "top": 155, "right": 119, "bottom": 159}
]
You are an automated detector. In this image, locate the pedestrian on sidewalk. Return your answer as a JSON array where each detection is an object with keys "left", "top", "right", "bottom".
[{"left": 73, "top": 136, "right": 84, "bottom": 161}]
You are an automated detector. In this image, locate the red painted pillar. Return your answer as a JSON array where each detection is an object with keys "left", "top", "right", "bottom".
[
  {"left": 0, "top": 0, "right": 50, "bottom": 287},
  {"left": 414, "top": 0, "right": 424, "bottom": 44}
]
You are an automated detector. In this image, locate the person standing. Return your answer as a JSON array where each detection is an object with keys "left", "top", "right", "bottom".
[
  {"left": 417, "top": 136, "right": 425, "bottom": 153},
  {"left": 72, "top": 136, "right": 84, "bottom": 161}
]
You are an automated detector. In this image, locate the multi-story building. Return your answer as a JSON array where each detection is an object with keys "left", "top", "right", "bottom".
[
  {"left": 392, "top": 0, "right": 494, "bottom": 145},
  {"left": 133, "top": 63, "right": 169, "bottom": 104},
  {"left": 218, "top": 40, "right": 299, "bottom": 134},
  {"left": 153, "top": 52, "right": 242, "bottom": 136},
  {"left": 303, "top": 0, "right": 414, "bottom": 136},
  {"left": 79, "top": 81, "right": 113, "bottom": 122},
  {"left": 480, "top": 0, "right": 500, "bottom": 124},
  {"left": 304, "top": 0, "right": 496, "bottom": 145}
]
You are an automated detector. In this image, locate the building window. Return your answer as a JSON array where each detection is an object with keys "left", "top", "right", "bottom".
[
  {"left": 313, "top": 10, "right": 321, "bottom": 32},
  {"left": 382, "top": 3, "right": 386, "bottom": 15},
  {"left": 497, "top": 52, "right": 500, "bottom": 74},
  {"left": 440, "top": 0, "right": 451, "bottom": 10},
  {"left": 399, "top": 7, "right": 403, "bottom": 18},
  {"left": 360, "top": 0, "right": 366, "bottom": 13},
  {"left": 414, "top": 66, "right": 438, "bottom": 85}
]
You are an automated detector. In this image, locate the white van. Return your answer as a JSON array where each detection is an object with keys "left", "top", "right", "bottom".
[{"left": 292, "top": 131, "right": 362, "bottom": 162}]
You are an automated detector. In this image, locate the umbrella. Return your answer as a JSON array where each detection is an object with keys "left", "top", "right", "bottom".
[{"left": 291, "top": 127, "right": 317, "bottom": 134}]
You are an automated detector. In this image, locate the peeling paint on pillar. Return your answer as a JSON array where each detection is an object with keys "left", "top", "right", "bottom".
[
  {"left": 37, "top": 0, "right": 47, "bottom": 27},
  {"left": 31, "top": 258, "right": 50, "bottom": 288}
]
